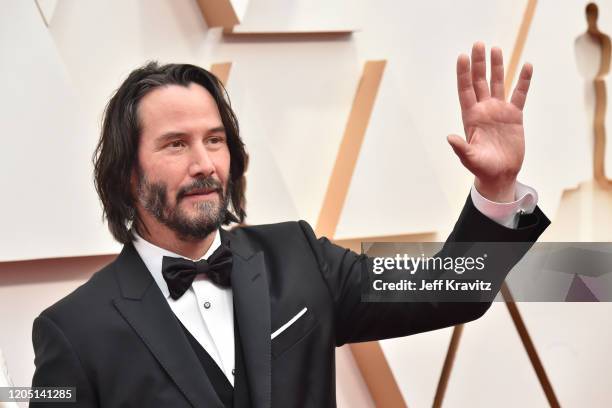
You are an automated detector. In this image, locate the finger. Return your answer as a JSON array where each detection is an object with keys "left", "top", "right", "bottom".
[
  {"left": 490, "top": 47, "right": 505, "bottom": 100},
  {"left": 471, "top": 42, "right": 490, "bottom": 101},
  {"left": 510, "top": 63, "right": 533, "bottom": 110},
  {"left": 457, "top": 54, "right": 477, "bottom": 111},
  {"left": 447, "top": 134, "right": 472, "bottom": 164}
]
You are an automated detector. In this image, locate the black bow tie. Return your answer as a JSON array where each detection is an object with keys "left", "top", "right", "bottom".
[{"left": 161, "top": 245, "right": 233, "bottom": 300}]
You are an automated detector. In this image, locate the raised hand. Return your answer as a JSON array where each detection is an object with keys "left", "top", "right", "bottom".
[{"left": 447, "top": 42, "right": 533, "bottom": 202}]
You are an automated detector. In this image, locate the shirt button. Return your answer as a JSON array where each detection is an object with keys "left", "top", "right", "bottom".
[
  {"left": 203, "top": 301, "right": 211, "bottom": 309},
  {"left": 232, "top": 369, "right": 235, "bottom": 376}
]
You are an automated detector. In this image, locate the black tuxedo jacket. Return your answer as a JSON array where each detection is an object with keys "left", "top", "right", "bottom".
[{"left": 31, "top": 195, "right": 550, "bottom": 407}]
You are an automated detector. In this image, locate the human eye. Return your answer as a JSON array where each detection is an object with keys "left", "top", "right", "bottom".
[
  {"left": 207, "top": 134, "right": 226, "bottom": 147},
  {"left": 166, "top": 139, "right": 186, "bottom": 149}
]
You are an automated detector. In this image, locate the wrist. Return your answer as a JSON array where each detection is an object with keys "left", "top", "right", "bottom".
[{"left": 474, "top": 177, "right": 517, "bottom": 203}]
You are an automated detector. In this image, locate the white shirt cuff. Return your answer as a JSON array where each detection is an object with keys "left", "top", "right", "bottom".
[{"left": 470, "top": 181, "right": 538, "bottom": 229}]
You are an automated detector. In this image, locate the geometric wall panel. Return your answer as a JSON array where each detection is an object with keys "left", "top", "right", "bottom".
[
  {"left": 34, "top": 0, "right": 58, "bottom": 26},
  {"left": 380, "top": 327, "right": 456, "bottom": 407},
  {"left": 217, "top": 62, "right": 301, "bottom": 225},
  {"left": 516, "top": 302, "right": 612, "bottom": 408},
  {"left": 0, "top": 1, "right": 119, "bottom": 261},
  {"left": 335, "top": 60, "right": 450, "bottom": 239},
  {"left": 352, "top": 0, "right": 530, "bottom": 213},
  {"left": 211, "top": 38, "right": 362, "bottom": 225},
  {"left": 444, "top": 303, "right": 551, "bottom": 408},
  {"left": 222, "top": 0, "right": 356, "bottom": 32}
]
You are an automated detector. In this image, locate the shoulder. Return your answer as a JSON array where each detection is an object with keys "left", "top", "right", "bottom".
[
  {"left": 223, "top": 220, "right": 323, "bottom": 261},
  {"left": 226, "top": 220, "right": 319, "bottom": 248},
  {"left": 230, "top": 220, "right": 314, "bottom": 237},
  {"left": 38, "top": 258, "right": 120, "bottom": 327}
]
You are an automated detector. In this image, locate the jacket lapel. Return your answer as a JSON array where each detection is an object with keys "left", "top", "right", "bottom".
[
  {"left": 111, "top": 244, "right": 224, "bottom": 408},
  {"left": 222, "top": 229, "right": 272, "bottom": 408}
]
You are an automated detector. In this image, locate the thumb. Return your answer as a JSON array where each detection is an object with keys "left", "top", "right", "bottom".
[{"left": 447, "top": 134, "right": 471, "bottom": 162}]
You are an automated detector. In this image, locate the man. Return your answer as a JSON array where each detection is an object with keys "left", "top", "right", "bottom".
[{"left": 31, "top": 43, "right": 549, "bottom": 407}]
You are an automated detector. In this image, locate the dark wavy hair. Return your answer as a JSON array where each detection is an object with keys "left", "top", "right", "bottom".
[{"left": 93, "top": 62, "right": 248, "bottom": 244}]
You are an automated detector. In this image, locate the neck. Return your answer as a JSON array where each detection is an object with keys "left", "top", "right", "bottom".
[{"left": 137, "top": 220, "right": 217, "bottom": 260}]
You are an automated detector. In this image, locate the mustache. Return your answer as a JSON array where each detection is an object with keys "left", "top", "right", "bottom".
[{"left": 176, "top": 177, "right": 223, "bottom": 201}]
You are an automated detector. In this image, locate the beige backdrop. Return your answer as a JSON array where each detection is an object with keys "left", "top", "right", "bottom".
[{"left": 1, "top": 0, "right": 611, "bottom": 406}]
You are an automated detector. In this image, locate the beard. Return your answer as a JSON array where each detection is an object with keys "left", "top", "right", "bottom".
[{"left": 136, "top": 172, "right": 230, "bottom": 241}]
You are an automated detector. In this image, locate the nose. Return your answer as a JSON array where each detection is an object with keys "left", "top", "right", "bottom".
[{"left": 188, "top": 144, "right": 215, "bottom": 178}]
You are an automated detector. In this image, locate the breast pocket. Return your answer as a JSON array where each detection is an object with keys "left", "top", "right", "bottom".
[{"left": 271, "top": 306, "right": 317, "bottom": 359}]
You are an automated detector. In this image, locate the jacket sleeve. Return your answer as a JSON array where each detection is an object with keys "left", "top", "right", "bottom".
[
  {"left": 30, "top": 315, "right": 98, "bottom": 407},
  {"left": 298, "top": 194, "right": 551, "bottom": 346}
]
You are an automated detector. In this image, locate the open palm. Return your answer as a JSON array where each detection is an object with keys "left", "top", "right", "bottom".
[{"left": 447, "top": 43, "right": 533, "bottom": 201}]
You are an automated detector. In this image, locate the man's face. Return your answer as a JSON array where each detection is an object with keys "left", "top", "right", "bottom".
[{"left": 134, "top": 83, "right": 231, "bottom": 240}]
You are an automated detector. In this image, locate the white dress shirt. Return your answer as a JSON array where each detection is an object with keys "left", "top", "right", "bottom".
[
  {"left": 133, "top": 230, "right": 236, "bottom": 385},
  {"left": 132, "top": 181, "right": 539, "bottom": 387}
]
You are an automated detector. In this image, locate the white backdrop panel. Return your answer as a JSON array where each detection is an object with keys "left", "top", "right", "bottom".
[
  {"left": 207, "top": 36, "right": 362, "bottom": 224},
  {"left": 2, "top": 0, "right": 554, "bottom": 258},
  {"left": 335, "top": 60, "right": 450, "bottom": 238},
  {"left": 223, "top": 64, "right": 300, "bottom": 225},
  {"left": 237, "top": 0, "right": 358, "bottom": 31},
  {"left": 0, "top": 0, "right": 119, "bottom": 261},
  {"left": 444, "top": 303, "right": 550, "bottom": 407},
  {"left": 351, "top": 0, "right": 529, "bottom": 214},
  {"left": 518, "top": 302, "right": 612, "bottom": 408},
  {"left": 380, "top": 327, "right": 454, "bottom": 407}
]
